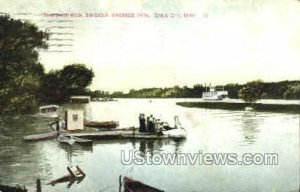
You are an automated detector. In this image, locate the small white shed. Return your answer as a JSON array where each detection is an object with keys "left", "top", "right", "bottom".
[{"left": 65, "top": 110, "right": 84, "bottom": 130}]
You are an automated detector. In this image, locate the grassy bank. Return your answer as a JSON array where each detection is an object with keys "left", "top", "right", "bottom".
[{"left": 176, "top": 101, "right": 300, "bottom": 113}]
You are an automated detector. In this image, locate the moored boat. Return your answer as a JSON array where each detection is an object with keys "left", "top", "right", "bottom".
[
  {"left": 72, "top": 136, "right": 93, "bottom": 145},
  {"left": 162, "top": 127, "right": 186, "bottom": 139},
  {"left": 0, "top": 184, "right": 27, "bottom": 192},
  {"left": 91, "top": 97, "right": 117, "bottom": 102},
  {"left": 57, "top": 135, "right": 76, "bottom": 145},
  {"left": 39, "top": 105, "right": 59, "bottom": 118},
  {"left": 23, "top": 131, "right": 58, "bottom": 141},
  {"left": 57, "top": 135, "right": 93, "bottom": 145},
  {"left": 65, "top": 116, "right": 187, "bottom": 140},
  {"left": 84, "top": 120, "right": 119, "bottom": 129},
  {"left": 163, "top": 116, "right": 186, "bottom": 139},
  {"left": 123, "top": 177, "right": 164, "bottom": 192}
]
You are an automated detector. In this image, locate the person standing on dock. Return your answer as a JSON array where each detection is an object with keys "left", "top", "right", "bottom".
[
  {"left": 146, "top": 115, "right": 150, "bottom": 132},
  {"left": 154, "top": 119, "right": 160, "bottom": 134},
  {"left": 139, "top": 114, "right": 142, "bottom": 132},
  {"left": 139, "top": 114, "right": 146, "bottom": 132},
  {"left": 141, "top": 114, "right": 146, "bottom": 132},
  {"left": 149, "top": 115, "right": 154, "bottom": 133}
]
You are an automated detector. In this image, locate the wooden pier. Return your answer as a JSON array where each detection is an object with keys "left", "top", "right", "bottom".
[{"left": 64, "top": 128, "right": 186, "bottom": 140}]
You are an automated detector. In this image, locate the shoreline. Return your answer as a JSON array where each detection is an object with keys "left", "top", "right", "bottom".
[{"left": 176, "top": 101, "right": 300, "bottom": 113}]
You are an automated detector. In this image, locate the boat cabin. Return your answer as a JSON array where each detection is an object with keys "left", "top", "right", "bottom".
[
  {"left": 70, "top": 96, "right": 90, "bottom": 104},
  {"left": 39, "top": 105, "right": 59, "bottom": 118},
  {"left": 202, "top": 87, "right": 228, "bottom": 100}
]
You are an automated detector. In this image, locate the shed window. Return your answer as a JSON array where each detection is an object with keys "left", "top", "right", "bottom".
[{"left": 72, "top": 114, "right": 78, "bottom": 121}]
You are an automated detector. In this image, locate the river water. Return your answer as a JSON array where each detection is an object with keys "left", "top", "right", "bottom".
[{"left": 0, "top": 99, "right": 299, "bottom": 192}]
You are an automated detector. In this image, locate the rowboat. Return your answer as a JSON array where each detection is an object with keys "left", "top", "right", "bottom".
[
  {"left": 0, "top": 184, "right": 27, "bottom": 192},
  {"left": 57, "top": 135, "right": 93, "bottom": 145},
  {"left": 84, "top": 120, "right": 119, "bottom": 129},
  {"left": 72, "top": 136, "right": 93, "bottom": 145},
  {"left": 57, "top": 135, "right": 76, "bottom": 145},
  {"left": 123, "top": 177, "right": 164, "bottom": 192},
  {"left": 23, "top": 131, "right": 58, "bottom": 141}
]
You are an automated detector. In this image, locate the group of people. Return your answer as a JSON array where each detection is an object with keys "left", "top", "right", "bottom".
[{"left": 138, "top": 114, "right": 169, "bottom": 134}]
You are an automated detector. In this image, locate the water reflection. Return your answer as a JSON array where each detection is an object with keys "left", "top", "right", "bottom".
[
  {"left": 138, "top": 139, "right": 185, "bottom": 157},
  {"left": 57, "top": 143, "right": 93, "bottom": 165},
  {"left": 57, "top": 138, "right": 185, "bottom": 162},
  {"left": 0, "top": 99, "right": 298, "bottom": 192},
  {"left": 240, "top": 112, "right": 263, "bottom": 145}
]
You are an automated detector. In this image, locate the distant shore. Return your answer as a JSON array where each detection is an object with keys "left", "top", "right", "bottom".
[{"left": 176, "top": 101, "right": 300, "bottom": 113}]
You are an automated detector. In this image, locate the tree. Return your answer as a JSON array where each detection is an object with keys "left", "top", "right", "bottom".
[
  {"left": 40, "top": 70, "right": 62, "bottom": 103},
  {"left": 60, "top": 64, "right": 94, "bottom": 98},
  {"left": 0, "top": 15, "right": 48, "bottom": 114},
  {"left": 41, "top": 64, "right": 94, "bottom": 103},
  {"left": 60, "top": 64, "right": 94, "bottom": 90},
  {"left": 238, "top": 80, "right": 264, "bottom": 103},
  {"left": 284, "top": 84, "right": 300, "bottom": 99}
]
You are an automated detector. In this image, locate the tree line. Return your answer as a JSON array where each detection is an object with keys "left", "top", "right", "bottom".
[
  {"left": 1, "top": 15, "right": 299, "bottom": 115},
  {"left": 91, "top": 80, "right": 300, "bottom": 101},
  {"left": 0, "top": 15, "right": 94, "bottom": 115}
]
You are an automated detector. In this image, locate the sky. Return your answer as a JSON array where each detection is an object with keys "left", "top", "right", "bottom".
[{"left": 1, "top": 0, "right": 300, "bottom": 92}]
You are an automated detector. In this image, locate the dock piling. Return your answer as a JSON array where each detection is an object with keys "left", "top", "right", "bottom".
[{"left": 36, "top": 179, "right": 41, "bottom": 192}]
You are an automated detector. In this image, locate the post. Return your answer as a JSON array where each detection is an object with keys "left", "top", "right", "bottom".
[
  {"left": 67, "top": 167, "right": 75, "bottom": 177},
  {"left": 36, "top": 178, "right": 41, "bottom": 192},
  {"left": 56, "top": 118, "right": 59, "bottom": 131},
  {"left": 65, "top": 111, "right": 68, "bottom": 130},
  {"left": 119, "top": 175, "right": 122, "bottom": 192},
  {"left": 76, "top": 166, "right": 86, "bottom": 177}
]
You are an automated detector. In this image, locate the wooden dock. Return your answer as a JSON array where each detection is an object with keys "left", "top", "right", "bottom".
[{"left": 65, "top": 128, "right": 186, "bottom": 140}]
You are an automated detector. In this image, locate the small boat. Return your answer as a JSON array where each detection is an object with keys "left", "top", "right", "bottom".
[
  {"left": 162, "top": 116, "right": 186, "bottom": 139},
  {"left": 0, "top": 184, "right": 27, "bottom": 192},
  {"left": 57, "top": 135, "right": 76, "bottom": 145},
  {"left": 23, "top": 131, "right": 58, "bottom": 141},
  {"left": 57, "top": 135, "right": 93, "bottom": 145},
  {"left": 72, "top": 136, "right": 93, "bottom": 145},
  {"left": 84, "top": 120, "right": 119, "bottom": 129},
  {"left": 162, "top": 127, "right": 186, "bottom": 139},
  {"left": 123, "top": 177, "right": 164, "bottom": 192},
  {"left": 91, "top": 97, "right": 117, "bottom": 102},
  {"left": 245, "top": 107, "right": 254, "bottom": 111},
  {"left": 39, "top": 105, "right": 59, "bottom": 118}
]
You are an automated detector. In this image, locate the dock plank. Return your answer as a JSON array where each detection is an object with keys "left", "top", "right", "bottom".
[{"left": 66, "top": 130, "right": 175, "bottom": 140}]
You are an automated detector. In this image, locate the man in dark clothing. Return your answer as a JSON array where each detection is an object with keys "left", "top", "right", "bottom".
[
  {"left": 146, "top": 116, "right": 150, "bottom": 132},
  {"left": 140, "top": 114, "right": 146, "bottom": 132}
]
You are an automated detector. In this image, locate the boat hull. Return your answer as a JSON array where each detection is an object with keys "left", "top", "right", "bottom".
[
  {"left": 123, "top": 177, "right": 164, "bottom": 192},
  {"left": 23, "top": 132, "right": 58, "bottom": 141},
  {"left": 84, "top": 120, "right": 119, "bottom": 129},
  {"left": 58, "top": 135, "right": 93, "bottom": 145}
]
